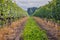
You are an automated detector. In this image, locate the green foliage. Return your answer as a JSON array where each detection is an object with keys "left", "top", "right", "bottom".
[
  {"left": 22, "top": 17, "right": 48, "bottom": 40},
  {"left": 33, "top": 0, "right": 60, "bottom": 23},
  {"left": 0, "top": 0, "right": 28, "bottom": 26}
]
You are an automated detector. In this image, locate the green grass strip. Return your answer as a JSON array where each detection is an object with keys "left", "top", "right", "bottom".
[{"left": 22, "top": 17, "right": 48, "bottom": 40}]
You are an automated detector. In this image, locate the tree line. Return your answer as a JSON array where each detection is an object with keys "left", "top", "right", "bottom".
[
  {"left": 33, "top": 0, "right": 60, "bottom": 23},
  {"left": 0, "top": 0, "right": 28, "bottom": 26}
]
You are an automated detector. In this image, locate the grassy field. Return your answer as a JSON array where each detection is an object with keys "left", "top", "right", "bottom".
[{"left": 22, "top": 17, "right": 48, "bottom": 40}]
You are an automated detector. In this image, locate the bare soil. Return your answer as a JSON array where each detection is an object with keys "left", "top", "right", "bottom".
[
  {"left": 0, "top": 17, "right": 28, "bottom": 40},
  {"left": 33, "top": 17, "right": 60, "bottom": 40}
]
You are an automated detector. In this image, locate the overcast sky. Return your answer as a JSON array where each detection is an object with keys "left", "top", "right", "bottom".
[{"left": 13, "top": 0, "right": 52, "bottom": 10}]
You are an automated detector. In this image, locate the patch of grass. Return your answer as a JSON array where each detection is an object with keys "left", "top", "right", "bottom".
[{"left": 22, "top": 17, "right": 48, "bottom": 40}]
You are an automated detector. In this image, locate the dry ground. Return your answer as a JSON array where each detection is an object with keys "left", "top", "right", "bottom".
[
  {"left": 33, "top": 17, "right": 60, "bottom": 40},
  {"left": 0, "top": 17, "right": 28, "bottom": 40}
]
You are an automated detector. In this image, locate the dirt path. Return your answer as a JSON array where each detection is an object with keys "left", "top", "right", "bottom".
[
  {"left": 0, "top": 17, "right": 28, "bottom": 40},
  {"left": 33, "top": 17, "right": 60, "bottom": 40}
]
